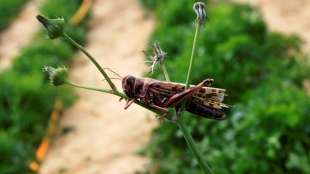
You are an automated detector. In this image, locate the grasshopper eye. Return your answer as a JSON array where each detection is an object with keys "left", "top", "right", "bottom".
[{"left": 122, "top": 75, "right": 136, "bottom": 98}]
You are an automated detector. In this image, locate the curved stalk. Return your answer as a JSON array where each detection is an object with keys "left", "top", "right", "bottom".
[{"left": 62, "top": 33, "right": 117, "bottom": 91}]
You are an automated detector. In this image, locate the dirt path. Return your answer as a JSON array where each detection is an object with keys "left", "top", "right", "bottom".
[
  {"left": 0, "top": 0, "right": 42, "bottom": 70},
  {"left": 233, "top": 0, "right": 310, "bottom": 52},
  {"left": 39, "top": 1, "right": 156, "bottom": 174}
]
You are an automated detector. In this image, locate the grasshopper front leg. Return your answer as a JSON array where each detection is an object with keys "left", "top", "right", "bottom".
[{"left": 124, "top": 99, "right": 135, "bottom": 109}]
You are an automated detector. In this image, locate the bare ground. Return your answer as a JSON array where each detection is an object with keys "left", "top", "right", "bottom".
[
  {"left": 39, "top": 0, "right": 157, "bottom": 174},
  {"left": 0, "top": 0, "right": 42, "bottom": 70}
]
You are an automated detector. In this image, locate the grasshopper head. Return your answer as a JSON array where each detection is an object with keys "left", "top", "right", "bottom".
[{"left": 122, "top": 75, "right": 136, "bottom": 98}]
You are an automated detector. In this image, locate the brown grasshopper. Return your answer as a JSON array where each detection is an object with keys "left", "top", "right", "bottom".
[{"left": 122, "top": 75, "right": 227, "bottom": 121}]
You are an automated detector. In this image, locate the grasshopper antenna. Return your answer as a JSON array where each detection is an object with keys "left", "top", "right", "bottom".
[
  {"left": 103, "top": 68, "right": 122, "bottom": 79},
  {"left": 101, "top": 77, "right": 121, "bottom": 81}
]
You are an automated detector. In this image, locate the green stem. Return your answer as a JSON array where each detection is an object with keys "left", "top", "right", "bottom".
[
  {"left": 161, "top": 63, "right": 170, "bottom": 81},
  {"left": 65, "top": 81, "right": 115, "bottom": 95},
  {"left": 178, "top": 22, "right": 213, "bottom": 174},
  {"left": 185, "top": 23, "right": 200, "bottom": 88},
  {"left": 62, "top": 33, "right": 117, "bottom": 91},
  {"left": 177, "top": 118, "right": 213, "bottom": 174}
]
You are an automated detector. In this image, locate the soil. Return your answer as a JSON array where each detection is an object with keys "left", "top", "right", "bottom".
[
  {"left": 39, "top": 0, "right": 157, "bottom": 174},
  {"left": 0, "top": 0, "right": 42, "bottom": 71}
]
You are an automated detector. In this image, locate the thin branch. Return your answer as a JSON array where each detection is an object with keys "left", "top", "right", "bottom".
[
  {"left": 185, "top": 23, "right": 200, "bottom": 88},
  {"left": 161, "top": 63, "right": 171, "bottom": 81},
  {"left": 62, "top": 33, "right": 117, "bottom": 91},
  {"left": 65, "top": 81, "right": 115, "bottom": 94}
]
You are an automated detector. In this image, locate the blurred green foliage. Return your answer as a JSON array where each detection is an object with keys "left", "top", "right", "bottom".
[
  {"left": 0, "top": 0, "right": 89, "bottom": 173},
  {"left": 140, "top": 0, "right": 310, "bottom": 173},
  {"left": 0, "top": 0, "right": 28, "bottom": 31}
]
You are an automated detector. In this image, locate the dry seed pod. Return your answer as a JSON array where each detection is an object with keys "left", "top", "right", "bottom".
[
  {"left": 193, "top": 2, "right": 207, "bottom": 24},
  {"left": 145, "top": 41, "right": 167, "bottom": 73}
]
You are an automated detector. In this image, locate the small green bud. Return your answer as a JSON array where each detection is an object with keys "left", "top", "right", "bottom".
[
  {"left": 43, "top": 66, "right": 68, "bottom": 86},
  {"left": 36, "top": 15, "right": 65, "bottom": 39},
  {"left": 193, "top": 2, "right": 207, "bottom": 25}
]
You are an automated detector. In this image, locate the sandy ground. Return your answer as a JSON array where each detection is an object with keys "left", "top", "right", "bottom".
[
  {"left": 39, "top": 1, "right": 157, "bottom": 174},
  {"left": 233, "top": 0, "right": 310, "bottom": 52},
  {"left": 0, "top": 0, "right": 42, "bottom": 71}
]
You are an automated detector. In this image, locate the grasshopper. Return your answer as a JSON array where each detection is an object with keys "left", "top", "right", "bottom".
[{"left": 122, "top": 75, "right": 227, "bottom": 121}]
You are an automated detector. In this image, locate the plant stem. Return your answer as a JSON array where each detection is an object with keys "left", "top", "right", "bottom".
[
  {"left": 177, "top": 22, "right": 213, "bottom": 174},
  {"left": 62, "top": 33, "right": 117, "bottom": 91},
  {"left": 177, "top": 118, "right": 213, "bottom": 174},
  {"left": 161, "top": 63, "right": 170, "bottom": 81},
  {"left": 176, "top": 118, "right": 213, "bottom": 174},
  {"left": 65, "top": 81, "right": 115, "bottom": 95},
  {"left": 185, "top": 23, "right": 200, "bottom": 88}
]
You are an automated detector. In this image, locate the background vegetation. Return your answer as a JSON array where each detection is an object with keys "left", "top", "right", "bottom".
[
  {"left": 0, "top": 0, "right": 28, "bottom": 31},
  {"left": 140, "top": 0, "right": 310, "bottom": 173},
  {"left": 0, "top": 0, "right": 89, "bottom": 173}
]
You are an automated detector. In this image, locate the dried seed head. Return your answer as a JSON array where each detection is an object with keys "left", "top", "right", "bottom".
[
  {"left": 193, "top": 2, "right": 207, "bottom": 25},
  {"left": 43, "top": 66, "right": 68, "bottom": 86},
  {"left": 37, "top": 15, "right": 65, "bottom": 39},
  {"left": 145, "top": 41, "right": 167, "bottom": 73}
]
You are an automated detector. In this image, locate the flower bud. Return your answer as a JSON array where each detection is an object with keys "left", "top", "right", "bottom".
[
  {"left": 36, "top": 15, "right": 65, "bottom": 39},
  {"left": 43, "top": 66, "right": 68, "bottom": 86},
  {"left": 193, "top": 2, "right": 207, "bottom": 25}
]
